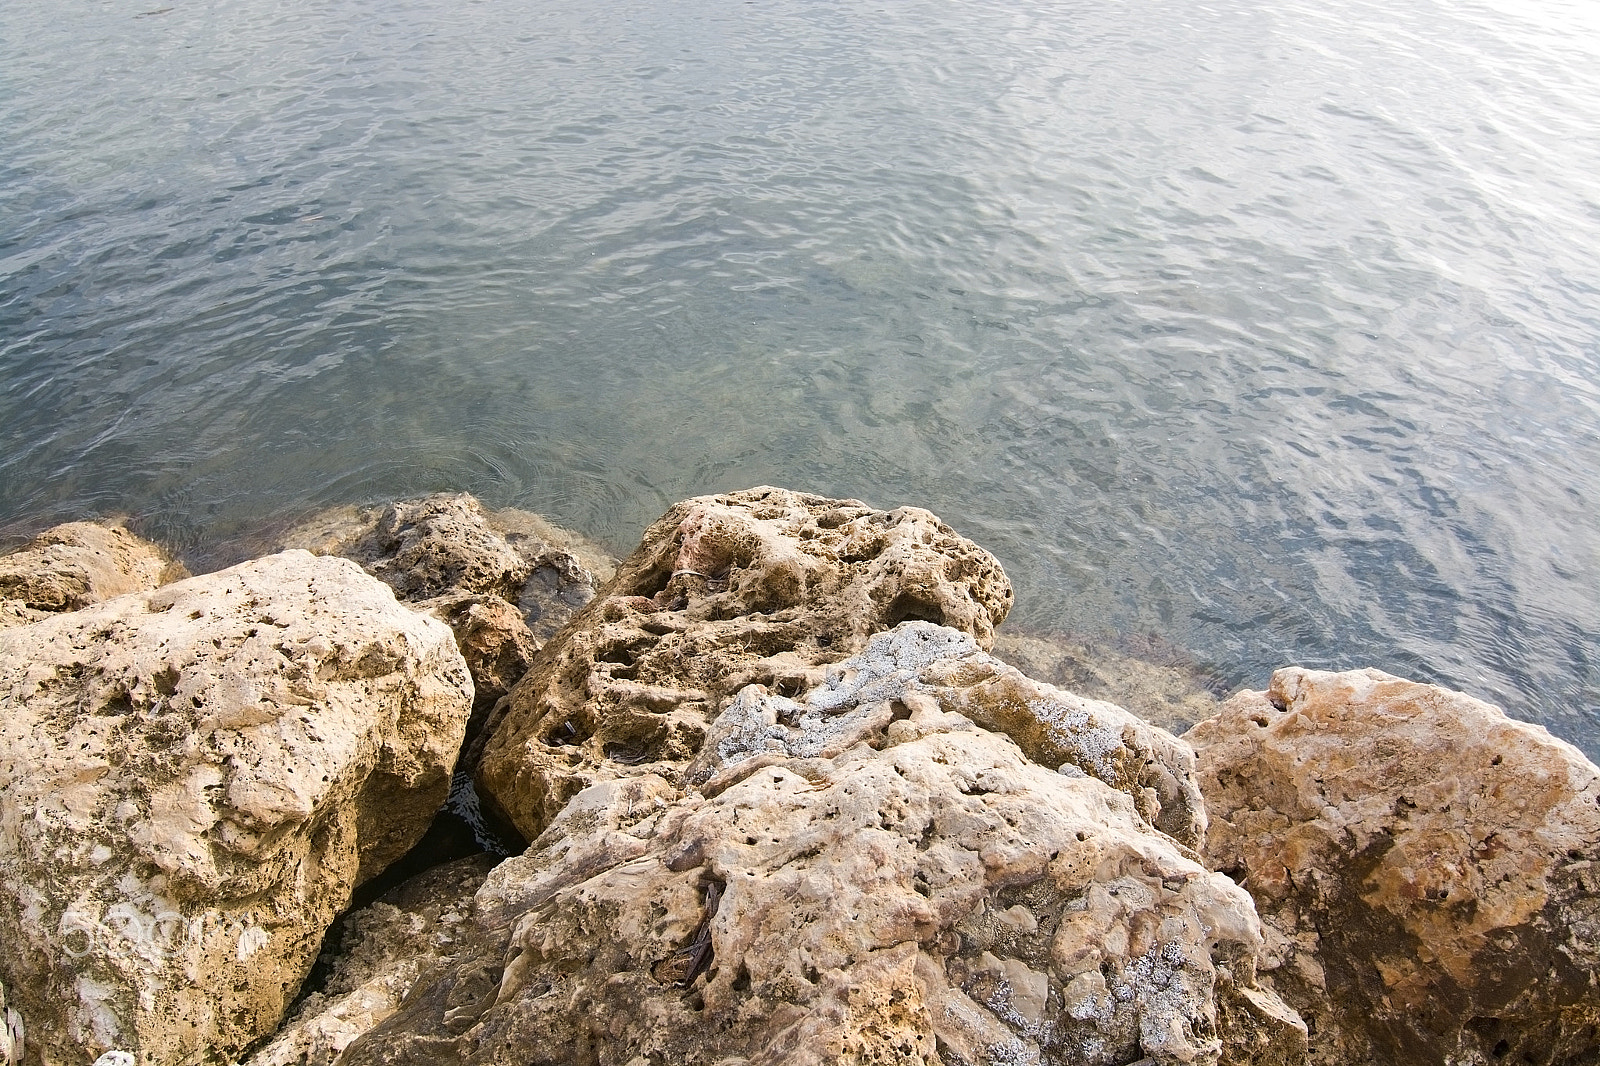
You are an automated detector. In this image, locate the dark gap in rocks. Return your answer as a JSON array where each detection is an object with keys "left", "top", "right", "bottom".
[
  {"left": 599, "top": 643, "right": 637, "bottom": 667},
  {"left": 881, "top": 590, "right": 946, "bottom": 629},
  {"left": 153, "top": 665, "right": 180, "bottom": 696},
  {"left": 288, "top": 772, "right": 524, "bottom": 1014},
  {"left": 604, "top": 741, "right": 652, "bottom": 765},
  {"left": 636, "top": 562, "right": 674, "bottom": 600},
  {"left": 545, "top": 716, "right": 592, "bottom": 747}
]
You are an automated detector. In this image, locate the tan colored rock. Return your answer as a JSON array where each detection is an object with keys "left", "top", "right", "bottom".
[
  {"left": 993, "top": 630, "right": 1223, "bottom": 736},
  {"left": 240, "top": 856, "right": 494, "bottom": 1066},
  {"left": 278, "top": 494, "right": 607, "bottom": 709},
  {"left": 414, "top": 592, "right": 540, "bottom": 711},
  {"left": 475, "top": 487, "right": 1015, "bottom": 840},
  {"left": 1186, "top": 667, "right": 1600, "bottom": 1066},
  {"left": 0, "top": 551, "right": 473, "bottom": 1066},
  {"left": 339, "top": 624, "right": 1303, "bottom": 1066},
  {"left": 0, "top": 521, "right": 179, "bottom": 629}
]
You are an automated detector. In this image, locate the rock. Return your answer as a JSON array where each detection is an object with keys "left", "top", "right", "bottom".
[
  {"left": 0, "top": 551, "right": 474, "bottom": 1066},
  {"left": 414, "top": 592, "right": 540, "bottom": 712},
  {"left": 338, "top": 624, "right": 1303, "bottom": 1066},
  {"left": 992, "top": 630, "right": 1223, "bottom": 736},
  {"left": 474, "top": 487, "right": 1015, "bottom": 840},
  {"left": 278, "top": 494, "right": 608, "bottom": 710},
  {"left": 0, "top": 521, "right": 180, "bottom": 629},
  {"left": 240, "top": 856, "right": 494, "bottom": 1066},
  {"left": 1186, "top": 667, "right": 1600, "bottom": 1066},
  {"left": 2, "top": 980, "right": 22, "bottom": 1066},
  {"left": 687, "top": 622, "right": 1206, "bottom": 849}
]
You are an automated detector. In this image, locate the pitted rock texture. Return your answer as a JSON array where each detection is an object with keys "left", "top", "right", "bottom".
[
  {"left": 279, "top": 494, "right": 607, "bottom": 709},
  {"left": 475, "top": 487, "right": 1015, "bottom": 840},
  {"left": 0, "top": 522, "right": 179, "bottom": 629},
  {"left": 241, "top": 856, "right": 494, "bottom": 1066},
  {"left": 339, "top": 631, "right": 1302, "bottom": 1066},
  {"left": 688, "top": 623, "right": 1206, "bottom": 849},
  {"left": 0, "top": 551, "right": 473, "bottom": 1066},
  {"left": 1187, "top": 667, "right": 1600, "bottom": 1066}
]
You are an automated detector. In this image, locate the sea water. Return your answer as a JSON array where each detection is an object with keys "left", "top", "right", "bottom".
[{"left": 2, "top": 0, "right": 1597, "bottom": 755}]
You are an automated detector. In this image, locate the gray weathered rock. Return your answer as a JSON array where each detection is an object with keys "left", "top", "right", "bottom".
[
  {"left": 1187, "top": 667, "right": 1600, "bottom": 1066},
  {"left": 338, "top": 624, "right": 1303, "bottom": 1066},
  {"left": 0, "top": 551, "right": 473, "bottom": 1066},
  {"left": 475, "top": 487, "right": 1015, "bottom": 841},
  {"left": 688, "top": 622, "right": 1206, "bottom": 849},
  {"left": 0, "top": 521, "right": 179, "bottom": 629}
]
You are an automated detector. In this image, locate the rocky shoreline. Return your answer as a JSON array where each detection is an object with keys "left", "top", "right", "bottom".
[{"left": 1, "top": 487, "right": 1596, "bottom": 1066}]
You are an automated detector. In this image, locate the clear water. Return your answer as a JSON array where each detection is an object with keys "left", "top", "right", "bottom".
[{"left": 3, "top": 0, "right": 1598, "bottom": 756}]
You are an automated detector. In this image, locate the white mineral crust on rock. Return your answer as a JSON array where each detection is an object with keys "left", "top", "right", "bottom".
[
  {"left": 0, "top": 551, "right": 473, "bottom": 1066},
  {"left": 687, "top": 622, "right": 1207, "bottom": 849}
]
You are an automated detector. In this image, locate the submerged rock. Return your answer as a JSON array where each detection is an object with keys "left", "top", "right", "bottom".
[
  {"left": 0, "top": 551, "right": 473, "bottom": 1065},
  {"left": 339, "top": 623, "right": 1304, "bottom": 1066},
  {"left": 0, "top": 521, "right": 180, "bottom": 629},
  {"left": 992, "top": 630, "right": 1223, "bottom": 737},
  {"left": 474, "top": 486, "right": 1015, "bottom": 841},
  {"left": 1187, "top": 667, "right": 1600, "bottom": 1066}
]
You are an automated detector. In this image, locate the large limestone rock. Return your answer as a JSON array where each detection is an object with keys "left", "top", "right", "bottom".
[
  {"left": 1187, "top": 667, "right": 1600, "bottom": 1066},
  {"left": 0, "top": 521, "right": 178, "bottom": 629},
  {"left": 240, "top": 856, "right": 494, "bottom": 1066},
  {"left": 475, "top": 487, "right": 1015, "bottom": 840},
  {"left": 0, "top": 551, "right": 473, "bottom": 1066},
  {"left": 339, "top": 624, "right": 1304, "bottom": 1066},
  {"left": 279, "top": 494, "right": 609, "bottom": 712}
]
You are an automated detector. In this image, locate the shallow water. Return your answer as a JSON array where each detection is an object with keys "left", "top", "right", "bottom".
[{"left": 2, "top": 0, "right": 1597, "bottom": 755}]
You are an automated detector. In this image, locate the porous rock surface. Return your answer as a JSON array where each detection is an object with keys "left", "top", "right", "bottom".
[
  {"left": 280, "top": 493, "right": 608, "bottom": 710},
  {"left": 688, "top": 622, "right": 1206, "bottom": 849},
  {"left": 0, "top": 551, "right": 473, "bottom": 1066},
  {"left": 0, "top": 521, "right": 178, "bottom": 629},
  {"left": 1187, "top": 667, "right": 1600, "bottom": 1066},
  {"left": 475, "top": 487, "right": 1016, "bottom": 840},
  {"left": 240, "top": 856, "right": 494, "bottom": 1066},
  {"left": 339, "top": 624, "right": 1305, "bottom": 1066}
]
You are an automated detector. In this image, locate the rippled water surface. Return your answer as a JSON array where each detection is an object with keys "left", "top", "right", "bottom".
[{"left": 3, "top": 0, "right": 1598, "bottom": 753}]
